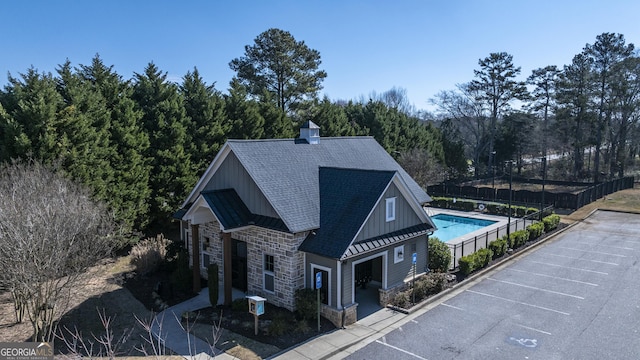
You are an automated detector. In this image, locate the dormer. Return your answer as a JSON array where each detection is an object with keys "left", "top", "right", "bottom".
[{"left": 300, "top": 120, "right": 320, "bottom": 144}]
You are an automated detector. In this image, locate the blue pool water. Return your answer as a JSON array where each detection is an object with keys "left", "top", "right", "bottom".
[{"left": 431, "top": 214, "right": 497, "bottom": 243}]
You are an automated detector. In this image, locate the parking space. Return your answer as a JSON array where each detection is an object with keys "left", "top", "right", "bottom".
[{"left": 347, "top": 210, "right": 640, "bottom": 359}]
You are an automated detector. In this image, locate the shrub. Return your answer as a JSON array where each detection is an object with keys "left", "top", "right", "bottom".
[
  {"left": 428, "top": 237, "right": 451, "bottom": 272},
  {"left": 170, "top": 249, "right": 193, "bottom": 294},
  {"left": 526, "top": 222, "right": 545, "bottom": 240},
  {"left": 475, "top": 248, "right": 493, "bottom": 268},
  {"left": 391, "top": 291, "right": 411, "bottom": 309},
  {"left": 542, "top": 214, "right": 561, "bottom": 232},
  {"left": 294, "top": 288, "right": 317, "bottom": 320},
  {"left": 458, "top": 255, "right": 475, "bottom": 276},
  {"left": 231, "top": 298, "right": 248, "bottom": 312},
  {"left": 268, "top": 314, "right": 290, "bottom": 336},
  {"left": 526, "top": 207, "right": 539, "bottom": 216},
  {"left": 294, "top": 319, "right": 311, "bottom": 334},
  {"left": 488, "top": 238, "right": 507, "bottom": 258},
  {"left": 509, "top": 230, "right": 529, "bottom": 248},
  {"left": 130, "top": 234, "right": 169, "bottom": 274},
  {"left": 207, "top": 263, "right": 219, "bottom": 307}
]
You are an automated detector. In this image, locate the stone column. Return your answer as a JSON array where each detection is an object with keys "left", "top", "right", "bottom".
[
  {"left": 191, "top": 223, "right": 201, "bottom": 293},
  {"left": 223, "top": 232, "right": 232, "bottom": 306}
]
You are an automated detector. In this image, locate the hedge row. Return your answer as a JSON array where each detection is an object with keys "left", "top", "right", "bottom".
[
  {"left": 457, "top": 213, "right": 561, "bottom": 276},
  {"left": 458, "top": 248, "right": 493, "bottom": 276},
  {"left": 430, "top": 197, "right": 538, "bottom": 217},
  {"left": 390, "top": 272, "right": 448, "bottom": 309}
]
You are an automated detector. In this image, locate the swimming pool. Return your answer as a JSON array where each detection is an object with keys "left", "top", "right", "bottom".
[{"left": 431, "top": 214, "right": 497, "bottom": 243}]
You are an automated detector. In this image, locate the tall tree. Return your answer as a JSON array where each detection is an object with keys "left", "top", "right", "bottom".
[
  {"left": 78, "top": 55, "right": 152, "bottom": 230},
  {"left": 181, "top": 67, "right": 229, "bottom": 173},
  {"left": 132, "top": 63, "right": 196, "bottom": 225},
  {"left": 55, "top": 60, "right": 115, "bottom": 201},
  {"left": 527, "top": 65, "right": 560, "bottom": 157},
  {"left": 0, "top": 68, "right": 63, "bottom": 162},
  {"left": 556, "top": 53, "right": 596, "bottom": 178},
  {"left": 431, "top": 83, "right": 489, "bottom": 178},
  {"left": 309, "top": 97, "right": 358, "bottom": 137},
  {"left": 468, "top": 52, "right": 528, "bottom": 171},
  {"left": 225, "top": 78, "right": 265, "bottom": 139},
  {"left": 229, "top": 28, "right": 327, "bottom": 113},
  {"left": 584, "top": 33, "right": 635, "bottom": 182}
]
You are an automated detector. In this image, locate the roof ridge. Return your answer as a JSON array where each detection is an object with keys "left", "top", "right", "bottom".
[{"left": 226, "top": 136, "right": 375, "bottom": 143}]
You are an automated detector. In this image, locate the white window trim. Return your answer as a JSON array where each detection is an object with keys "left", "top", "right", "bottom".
[
  {"left": 394, "top": 245, "right": 405, "bottom": 264},
  {"left": 263, "top": 254, "right": 275, "bottom": 294},
  {"left": 386, "top": 197, "right": 396, "bottom": 222},
  {"left": 310, "top": 263, "right": 332, "bottom": 307}
]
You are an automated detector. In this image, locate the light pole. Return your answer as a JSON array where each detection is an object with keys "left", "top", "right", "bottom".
[
  {"left": 507, "top": 160, "right": 514, "bottom": 242},
  {"left": 539, "top": 157, "right": 547, "bottom": 220},
  {"left": 491, "top": 151, "right": 496, "bottom": 201}
]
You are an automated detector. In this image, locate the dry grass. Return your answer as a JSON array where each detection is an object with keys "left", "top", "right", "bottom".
[
  {"left": 0, "top": 256, "right": 156, "bottom": 357},
  {"left": 561, "top": 185, "right": 640, "bottom": 223}
]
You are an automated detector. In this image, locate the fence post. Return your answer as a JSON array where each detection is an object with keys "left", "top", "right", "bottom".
[
  {"left": 474, "top": 237, "right": 477, "bottom": 252},
  {"left": 486, "top": 232, "right": 489, "bottom": 248}
]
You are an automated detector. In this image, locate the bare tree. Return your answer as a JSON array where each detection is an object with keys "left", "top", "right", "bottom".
[
  {"left": 397, "top": 147, "right": 446, "bottom": 188},
  {"left": 0, "top": 160, "right": 119, "bottom": 342}
]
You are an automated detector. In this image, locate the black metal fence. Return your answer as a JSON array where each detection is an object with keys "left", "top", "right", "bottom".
[
  {"left": 428, "top": 176, "right": 634, "bottom": 210},
  {"left": 443, "top": 207, "right": 552, "bottom": 270}
]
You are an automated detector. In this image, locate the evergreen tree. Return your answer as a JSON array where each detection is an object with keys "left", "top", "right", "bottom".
[
  {"left": 132, "top": 63, "right": 196, "bottom": 226},
  {"left": 78, "top": 55, "right": 152, "bottom": 230},
  {"left": 181, "top": 68, "right": 229, "bottom": 173},
  {"left": 0, "top": 68, "right": 63, "bottom": 162},
  {"left": 309, "top": 97, "right": 357, "bottom": 137},
  {"left": 229, "top": 28, "right": 327, "bottom": 113},
  {"left": 55, "top": 60, "right": 115, "bottom": 200},
  {"left": 225, "top": 78, "right": 265, "bottom": 139}
]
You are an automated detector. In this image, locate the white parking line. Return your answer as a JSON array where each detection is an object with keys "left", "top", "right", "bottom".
[
  {"left": 543, "top": 252, "right": 619, "bottom": 266},
  {"left": 466, "top": 290, "right": 571, "bottom": 316},
  {"left": 525, "top": 260, "right": 609, "bottom": 275},
  {"left": 506, "top": 268, "right": 599, "bottom": 286},
  {"left": 375, "top": 339, "right": 429, "bottom": 360},
  {"left": 564, "top": 241, "right": 635, "bottom": 250},
  {"left": 440, "top": 303, "right": 465, "bottom": 311},
  {"left": 516, "top": 324, "right": 552, "bottom": 336},
  {"left": 486, "top": 278, "right": 585, "bottom": 299},
  {"left": 556, "top": 246, "right": 627, "bottom": 257}
]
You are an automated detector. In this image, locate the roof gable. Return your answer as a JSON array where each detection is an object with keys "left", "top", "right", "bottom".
[
  {"left": 181, "top": 137, "right": 432, "bottom": 233},
  {"left": 298, "top": 167, "right": 395, "bottom": 258}
]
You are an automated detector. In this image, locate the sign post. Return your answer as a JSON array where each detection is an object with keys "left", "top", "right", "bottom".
[
  {"left": 412, "top": 252, "right": 417, "bottom": 304},
  {"left": 246, "top": 295, "right": 266, "bottom": 335},
  {"left": 316, "top": 272, "right": 322, "bottom": 332}
]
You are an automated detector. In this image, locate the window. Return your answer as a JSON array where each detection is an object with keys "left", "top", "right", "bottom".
[
  {"left": 386, "top": 197, "right": 396, "bottom": 222},
  {"left": 264, "top": 254, "right": 275, "bottom": 293},
  {"left": 202, "top": 236, "right": 211, "bottom": 249},
  {"left": 394, "top": 245, "right": 404, "bottom": 264}
]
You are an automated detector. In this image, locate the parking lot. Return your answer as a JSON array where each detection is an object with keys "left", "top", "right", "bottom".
[{"left": 347, "top": 210, "right": 640, "bottom": 359}]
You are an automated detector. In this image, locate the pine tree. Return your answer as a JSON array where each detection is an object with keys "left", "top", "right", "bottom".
[
  {"left": 180, "top": 68, "right": 229, "bottom": 174},
  {"left": 225, "top": 78, "right": 265, "bottom": 139},
  {"left": 132, "top": 63, "right": 196, "bottom": 226},
  {"left": 78, "top": 55, "right": 152, "bottom": 230}
]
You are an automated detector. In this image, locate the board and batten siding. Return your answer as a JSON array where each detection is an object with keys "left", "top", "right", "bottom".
[
  {"left": 386, "top": 235, "right": 428, "bottom": 287},
  {"left": 354, "top": 183, "right": 422, "bottom": 242},
  {"left": 305, "top": 253, "right": 338, "bottom": 307},
  {"left": 204, "top": 150, "right": 279, "bottom": 218}
]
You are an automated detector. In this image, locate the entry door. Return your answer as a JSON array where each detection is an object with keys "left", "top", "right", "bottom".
[{"left": 231, "top": 239, "right": 247, "bottom": 292}]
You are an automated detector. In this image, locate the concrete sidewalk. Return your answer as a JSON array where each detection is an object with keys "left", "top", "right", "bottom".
[{"left": 151, "top": 288, "right": 227, "bottom": 359}]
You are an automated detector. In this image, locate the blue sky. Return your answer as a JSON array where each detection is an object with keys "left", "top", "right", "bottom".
[{"left": 2, "top": 1, "right": 639, "bottom": 112}]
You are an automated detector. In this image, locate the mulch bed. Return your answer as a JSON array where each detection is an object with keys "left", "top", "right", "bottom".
[{"left": 124, "top": 269, "right": 336, "bottom": 350}]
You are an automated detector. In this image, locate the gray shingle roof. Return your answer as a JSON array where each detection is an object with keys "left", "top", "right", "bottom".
[
  {"left": 227, "top": 137, "right": 431, "bottom": 233},
  {"left": 298, "top": 167, "right": 396, "bottom": 259},
  {"left": 202, "top": 189, "right": 289, "bottom": 232}
]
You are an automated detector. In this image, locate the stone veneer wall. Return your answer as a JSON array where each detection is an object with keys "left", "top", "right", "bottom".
[
  {"left": 186, "top": 218, "right": 307, "bottom": 312},
  {"left": 320, "top": 303, "right": 358, "bottom": 328}
]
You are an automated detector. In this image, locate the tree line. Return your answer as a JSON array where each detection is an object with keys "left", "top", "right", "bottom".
[
  {"left": 0, "top": 29, "right": 446, "bottom": 235},
  {"left": 431, "top": 32, "right": 639, "bottom": 182}
]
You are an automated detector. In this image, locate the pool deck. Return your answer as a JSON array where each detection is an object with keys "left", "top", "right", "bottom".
[{"left": 424, "top": 208, "right": 511, "bottom": 246}]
